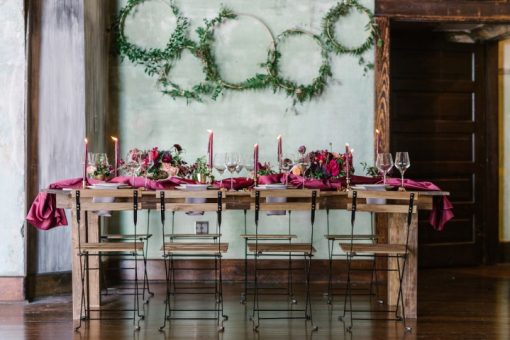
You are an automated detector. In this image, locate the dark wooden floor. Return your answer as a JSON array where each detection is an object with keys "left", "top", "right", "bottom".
[{"left": 1, "top": 265, "right": 509, "bottom": 339}]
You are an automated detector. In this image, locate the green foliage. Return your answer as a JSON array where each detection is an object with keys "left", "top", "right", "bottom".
[
  {"left": 115, "top": 0, "right": 378, "bottom": 102},
  {"left": 268, "top": 29, "right": 332, "bottom": 103},
  {"left": 322, "top": 0, "right": 380, "bottom": 72},
  {"left": 360, "top": 161, "right": 380, "bottom": 177}
]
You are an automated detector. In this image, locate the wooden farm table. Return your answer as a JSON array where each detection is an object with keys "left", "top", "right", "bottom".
[{"left": 48, "top": 188, "right": 448, "bottom": 321}]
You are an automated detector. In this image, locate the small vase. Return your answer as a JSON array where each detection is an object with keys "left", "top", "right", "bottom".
[
  {"left": 95, "top": 174, "right": 105, "bottom": 181},
  {"left": 196, "top": 173, "right": 208, "bottom": 184}
]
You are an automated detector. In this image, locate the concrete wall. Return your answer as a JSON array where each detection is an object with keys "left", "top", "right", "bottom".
[
  {"left": 0, "top": 0, "right": 27, "bottom": 277},
  {"left": 113, "top": 0, "right": 375, "bottom": 259}
]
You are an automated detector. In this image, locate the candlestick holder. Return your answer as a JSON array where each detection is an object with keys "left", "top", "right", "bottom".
[
  {"left": 345, "top": 173, "right": 351, "bottom": 191},
  {"left": 82, "top": 179, "right": 87, "bottom": 189}
]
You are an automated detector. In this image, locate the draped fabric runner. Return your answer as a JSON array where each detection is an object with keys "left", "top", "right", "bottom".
[{"left": 26, "top": 175, "right": 453, "bottom": 231}]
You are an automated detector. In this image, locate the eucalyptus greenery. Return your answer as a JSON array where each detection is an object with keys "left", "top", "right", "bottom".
[
  {"left": 115, "top": 0, "right": 379, "bottom": 103},
  {"left": 322, "top": 0, "right": 381, "bottom": 73},
  {"left": 116, "top": 0, "right": 191, "bottom": 77},
  {"left": 268, "top": 29, "right": 332, "bottom": 103}
]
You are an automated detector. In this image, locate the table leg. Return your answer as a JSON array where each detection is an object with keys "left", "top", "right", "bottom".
[
  {"left": 387, "top": 211, "right": 418, "bottom": 319},
  {"left": 88, "top": 213, "right": 101, "bottom": 309},
  {"left": 71, "top": 210, "right": 101, "bottom": 320}
]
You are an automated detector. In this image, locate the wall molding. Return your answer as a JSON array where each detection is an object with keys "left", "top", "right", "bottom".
[{"left": 0, "top": 277, "right": 25, "bottom": 301}]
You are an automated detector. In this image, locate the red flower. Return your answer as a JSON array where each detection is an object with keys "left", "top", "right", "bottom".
[
  {"left": 150, "top": 147, "right": 159, "bottom": 162},
  {"left": 326, "top": 159, "right": 340, "bottom": 177}
]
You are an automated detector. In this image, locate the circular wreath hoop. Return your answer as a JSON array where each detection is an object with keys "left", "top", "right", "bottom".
[
  {"left": 268, "top": 29, "right": 332, "bottom": 103},
  {"left": 116, "top": 0, "right": 191, "bottom": 77},
  {"left": 322, "top": 0, "right": 379, "bottom": 57},
  {"left": 196, "top": 8, "right": 276, "bottom": 96},
  {"left": 157, "top": 41, "right": 221, "bottom": 102}
]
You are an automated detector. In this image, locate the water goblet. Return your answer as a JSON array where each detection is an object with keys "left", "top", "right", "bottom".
[
  {"left": 376, "top": 153, "right": 394, "bottom": 185},
  {"left": 214, "top": 153, "right": 226, "bottom": 184},
  {"left": 224, "top": 152, "right": 239, "bottom": 191},
  {"left": 280, "top": 154, "right": 294, "bottom": 186},
  {"left": 395, "top": 152, "right": 410, "bottom": 191}
]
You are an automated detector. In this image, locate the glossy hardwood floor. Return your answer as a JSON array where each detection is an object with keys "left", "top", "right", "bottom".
[{"left": 1, "top": 265, "right": 509, "bottom": 339}]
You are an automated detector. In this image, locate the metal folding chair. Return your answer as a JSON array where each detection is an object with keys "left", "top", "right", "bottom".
[
  {"left": 73, "top": 189, "right": 144, "bottom": 331},
  {"left": 157, "top": 190, "right": 228, "bottom": 332},
  {"left": 249, "top": 189, "right": 319, "bottom": 332},
  {"left": 339, "top": 190, "right": 417, "bottom": 333}
]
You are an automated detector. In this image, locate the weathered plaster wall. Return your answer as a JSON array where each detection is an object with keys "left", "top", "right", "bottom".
[
  {"left": 33, "top": 0, "right": 85, "bottom": 273},
  {"left": 0, "top": 0, "right": 26, "bottom": 276},
  {"left": 113, "top": 0, "right": 375, "bottom": 259}
]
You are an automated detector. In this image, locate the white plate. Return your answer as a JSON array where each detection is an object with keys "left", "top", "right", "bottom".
[{"left": 89, "top": 183, "right": 122, "bottom": 188}]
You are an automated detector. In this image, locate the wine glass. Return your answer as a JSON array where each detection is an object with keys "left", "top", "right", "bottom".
[
  {"left": 293, "top": 153, "right": 308, "bottom": 189},
  {"left": 395, "top": 152, "right": 410, "bottom": 190},
  {"left": 280, "top": 154, "right": 294, "bottom": 186},
  {"left": 214, "top": 154, "right": 226, "bottom": 183},
  {"left": 376, "top": 153, "right": 394, "bottom": 185},
  {"left": 225, "top": 152, "right": 239, "bottom": 191},
  {"left": 235, "top": 156, "right": 244, "bottom": 175},
  {"left": 124, "top": 151, "right": 141, "bottom": 186}
]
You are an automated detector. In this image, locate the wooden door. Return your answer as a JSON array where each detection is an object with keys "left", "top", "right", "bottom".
[{"left": 390, "top": 28, "right": 497, "bottom": 266}]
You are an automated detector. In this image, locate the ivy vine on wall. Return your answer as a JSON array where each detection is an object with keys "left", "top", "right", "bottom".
[{"left": 115, "top": 0, "right": 380, "bottom": 103}]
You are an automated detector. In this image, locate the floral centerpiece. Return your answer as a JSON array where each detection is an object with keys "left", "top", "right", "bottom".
[
  {"left": 87, "top": 153, "right": 113, "bottom": 180},
  {"left": 292, "top": 146, "right": 354, "bottom": 179},
  {"left": 123, "top": 144, "right": 189, "bottom": 180}
]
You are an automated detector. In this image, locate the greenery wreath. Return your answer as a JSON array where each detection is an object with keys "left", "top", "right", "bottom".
[
  {"left": 322, "top": 0, "right": 380, "bottom": 71},
  {"left": 195, "top": 7, "right": 276, "bottom": 98},
  {"left": 268, "top": 29, "right": 332, "bottom": 103},
  {"left": 116, "top": 0, "right": 191, "bottom": 77}
]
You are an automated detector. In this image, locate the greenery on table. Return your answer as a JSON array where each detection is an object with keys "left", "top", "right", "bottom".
[{"left": 115, "top": 0, "right": 379, "bottom": 102}]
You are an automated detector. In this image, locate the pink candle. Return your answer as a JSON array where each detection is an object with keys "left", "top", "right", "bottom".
[
  {"left": 111, "top": 136, "right": 118, "bottom": 177},
  {"left": 375, "top": 129, "right": 381, "bottom": 155},
  {"left": 254, "top": 143, "right": 259, "bottom": 183},
  {"left": 207, "top": 129, "right": 213, "bottom": 168},
  {"left": 83, "top": 138, "right": 88, "bottom": 187},
  {"left": 277, "top": 135, "right": 282, "bottom": 165},
  {"left": 345, "top": 142, "right": 350, "bottom": 154}
]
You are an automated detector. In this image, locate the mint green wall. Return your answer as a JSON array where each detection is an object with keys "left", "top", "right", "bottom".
[
  {"left": 0, "top": 0, "right": 26, "bottom": 276},
  {"left": 113, "top": 0, "right": 375, "bottom": 259}
]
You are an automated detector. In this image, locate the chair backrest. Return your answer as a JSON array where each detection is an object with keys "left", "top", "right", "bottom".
[
  {"left": 347, "top": 190, "right": 418, "bottom": 214},
  {"left": 347, "top": 190, "right": 417, "bottom": 249},
  {"left": 155, "top": 190, "right": 225, "bottom": 213},
  {"left": 71, "top": 189, "right": 142, "bottom": 212},
  {"left": 250, "top": 189, "right": 320, "bottom": 212}
]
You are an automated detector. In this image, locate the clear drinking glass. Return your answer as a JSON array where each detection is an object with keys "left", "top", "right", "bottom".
[
  {"left": 280, "top": 154, "right": 294, "bottom": 186},
  {"left": 395, "top": 152, "right": 410, "bottom": 190},
  {"left": 376, "top": 153, "right": 394, "bottom": 185},
  {"left": 214, "top": 153, "right": 226, "bottom": 183},
  {"left": 225, "top": 152, "right": 239, "bottom": 191},
  {"left": 235, "top": 156, "right": 244, "bottom": 175}
]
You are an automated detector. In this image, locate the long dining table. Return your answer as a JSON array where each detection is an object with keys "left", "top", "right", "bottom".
[{"left": 47, "top": 188, "right": 448, "bottom": 321}]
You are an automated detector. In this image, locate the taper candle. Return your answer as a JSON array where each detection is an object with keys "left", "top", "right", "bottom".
[
  {"left": 375, "top": 129, "right": 380, "bottom": 156},
  {"left": 111, "top": 136, "right": 118, "bottom": 177},
  {"left": 254, "top": 143, "right": 259, "bottom": 183},
  {"left": 83, "top": 138, "right": 88, "bottom": 188},
  {"left": 277, "top": 135, "right": 282, "bottom": 165},
  {"left": 207, "top": 129, "right": 213, "bottom": 168}
]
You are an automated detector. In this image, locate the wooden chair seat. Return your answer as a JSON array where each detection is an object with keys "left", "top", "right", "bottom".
[
  {"left": 325, "top": 234, "right": 377, "bottom": 240},
  {"left": 165, "top": 233, "right": 221, "bottom": 239},
  {"left": 241, "top": 234, "right": 297, "bottom": 240},
  {"left": 101, "top": 234, "right": 152, "bottom": 240},
  {"left": 339, "top": 243, "right": 407, "bottom": 255},
  {"left": 79, "top": 242, "right": 144, "bottom": 252},
  {"left": 247, "top": 243, "right": 316, "bottom": 254},
  {"left": 161, "top": 242, "right": 229, "bottom": 253}
]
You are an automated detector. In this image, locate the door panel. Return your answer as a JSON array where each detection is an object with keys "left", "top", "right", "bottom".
[{"left": 390, "top": 30, "right": 484, "bottom": 266}]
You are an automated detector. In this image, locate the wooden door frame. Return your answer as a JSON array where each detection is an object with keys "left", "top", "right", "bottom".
[{"left": 374, "top": 2, "right": 509, "bottom": 264}]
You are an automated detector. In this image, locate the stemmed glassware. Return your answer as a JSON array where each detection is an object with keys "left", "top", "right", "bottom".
[
  {"left": 224, "top": 152, "right": 239, "bottom": 191},
  {"left": 124, "top": 150, "right": 141, "bottom": 186},
  {"left": 280, "top": 154, "right": 294, "bottom": 186},
  {"left": 213, "top": 153, "right": 226, "bottom": 184},
  {"left": 294, "top": 153, "right": 309, "bottom": 189},
  {"left": 376, "top": 153, "right": 394, "bottom": 185},
  {"left": 235, "top": 156, "right": 244, "bottom": 176},
  {"left": 395, "top": 152, "right": 410, "bottom": 191}
]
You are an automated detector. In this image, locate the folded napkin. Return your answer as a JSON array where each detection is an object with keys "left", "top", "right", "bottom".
[{"left": 213, "top": 177, "right": 254, "bottom": 190}]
